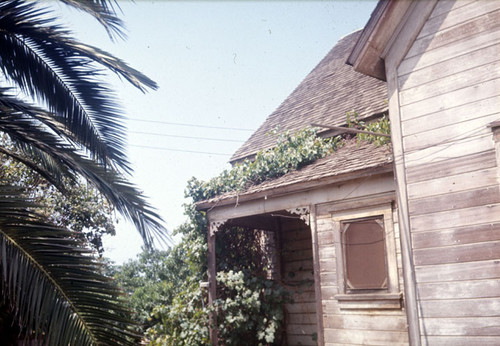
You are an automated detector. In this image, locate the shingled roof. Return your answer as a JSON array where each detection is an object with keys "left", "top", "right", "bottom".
[
  {"left": 198, "top": 139, "right": 393, "bottom": 210},
  {"left": 230, "top": 30, "right": 388, "bottom": 163}
]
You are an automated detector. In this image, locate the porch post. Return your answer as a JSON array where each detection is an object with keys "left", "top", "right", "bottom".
[{"left": 207, "top": 223, "right": 218, "bottom": 345}]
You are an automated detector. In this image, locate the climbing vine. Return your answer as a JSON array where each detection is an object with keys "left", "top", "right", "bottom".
[{"left": 139, "top": 115, "right": 390, "bottom": 345}]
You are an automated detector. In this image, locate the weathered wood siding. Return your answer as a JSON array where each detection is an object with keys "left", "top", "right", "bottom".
[
  {"left": 316, "top": 183, "right": 409, "bottom": 345},
  {"left": 281, "top": 217, "right": 318, "bottom": 346},
  {"left": 397, "top": 0, "right": 500, "bottom": 343}
]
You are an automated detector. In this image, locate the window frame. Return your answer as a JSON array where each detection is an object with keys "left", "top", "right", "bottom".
[{"left": 332, "top": 204, "right": 402, "bottom": 309}]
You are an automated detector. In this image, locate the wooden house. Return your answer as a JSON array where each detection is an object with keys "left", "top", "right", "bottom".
[
  {"left": 197, "top": 1, "right": 500, "bottom": 345},
  {"left": 347, "top": 0, "right": 500, "bottom": 344}
]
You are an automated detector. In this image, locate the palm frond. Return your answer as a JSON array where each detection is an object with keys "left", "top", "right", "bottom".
[
  {"left": 0, "top": 186, "right": 140, "bottom": 345},
  {"left": 0, "top": 0, "right": 157, "bottom": 172},
  {"left": 0, "top": 106, "right": 167, "bottom": 246},
  {"left": 59, "top": 0, "right": 126, "bottom": 41}
]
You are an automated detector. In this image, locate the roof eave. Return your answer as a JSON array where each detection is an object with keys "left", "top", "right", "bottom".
[
  {"left": 347, "top": 0, "right": 414, "bottom": 81},
  {"left": 195, "top": 162, "right": 393, "bottom": 211}
]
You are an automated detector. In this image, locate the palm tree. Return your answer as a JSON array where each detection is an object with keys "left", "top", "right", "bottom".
[{"left": 0, "top": 0, "right": 167, "bottom": 344}]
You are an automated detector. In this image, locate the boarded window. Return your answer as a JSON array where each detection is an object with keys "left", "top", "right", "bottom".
[{"left": 342, "top": 217, "right": 387, "bottom": 290}]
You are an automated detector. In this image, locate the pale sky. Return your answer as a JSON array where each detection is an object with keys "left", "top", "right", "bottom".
[{"left": 56, "top": 1, "right": 378, "bottom": 263}]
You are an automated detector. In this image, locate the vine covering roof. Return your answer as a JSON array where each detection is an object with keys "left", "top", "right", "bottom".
[{"left": 197, "top": 139, "right": 392, "bottom": 209}]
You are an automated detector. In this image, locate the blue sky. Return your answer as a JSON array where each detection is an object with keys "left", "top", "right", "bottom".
[{"left": 56, "top": 1, "right": 378, "bottom": 263}]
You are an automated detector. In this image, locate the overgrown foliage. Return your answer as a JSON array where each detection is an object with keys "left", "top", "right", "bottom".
[
  {"left": 129, "top": 128, "right": 342, "bottom": 345},
  {"left": 0, "top": 153, "right": 116, "bottom": 255},
  {"left": 0, "top": 0, "right": 166, "bottom": 343},
  {"left": 347, "top": 111, "right": 391, "bottom": 146},
  {"left": 188, "top": 128, "right": 343, "bottom": 202},
  {"left": 117, "top": 118, "right": 391, "bottom": 344}
]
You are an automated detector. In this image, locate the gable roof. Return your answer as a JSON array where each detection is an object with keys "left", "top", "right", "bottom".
[
  {"left": 230, "top": 30, "right": 388, "bottom": 163},
  {"left": 197, "top": 139, "right": 393, "bottom": 210}
]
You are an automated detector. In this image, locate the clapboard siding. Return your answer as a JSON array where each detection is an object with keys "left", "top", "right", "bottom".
[
  {"left": 407, "top": 167, "right": 497, "bottom": 200},
  {"left": 316, "top": 192, "right": 408, "bottom": 345},
  {"left": 400, "top": 77, "right": 499, "bottom": 122},
  {"left": 405, "top": 6, "right": 500, "bottom": 60},
  {"left": 408, "top": 185, "right": 500, "bottom": 215},
  {"left": 405, "top": 150, "right": 496, "bottom": 184},
  {"left": 413, "top": 241, "right": 500, "bottom": 266},
  {"left": 412, "top": 222, "right": 500, "bottom": 249},
  {"left": 410, "top": 203, "right": 500, "bottom": 232},
  {"left": 399, "top": 60, "right": 499, "bottom": 107},
  {"left": 395, "top": 1, "right": 500, "bottom": 343},
  {"left": 419, "top": 0, "right": 499, "bottom": 39},
  {"left": 415, "top": 260, "right": 500, "bottom": 283},
  {"left": 398, "top": 37, "right": 500, "bottom": 91},
  {"left": 323, "top": 329, "right": 408, "bottom": 345},
  {"left": 281, "top": 218, "right": 317, "bottom": 345},
  {"left": 403, "top": 111, "right": 499, "bottom": 153},
  {"left": 419, "top": 297, "right": 500, "bottom": 317},
  {"left": 421, "top": 317, "right": 500, "bottom": 336},
  {"left": 422, "top": 336, "right": 500, "bottom": 346},
  {"left": 402, "top": 94, "right": 500, "bottom": 137}
]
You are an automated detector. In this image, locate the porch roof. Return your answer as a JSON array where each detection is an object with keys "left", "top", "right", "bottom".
[{"left": 197, "top": 139, "right": 393, "bottom": 211}]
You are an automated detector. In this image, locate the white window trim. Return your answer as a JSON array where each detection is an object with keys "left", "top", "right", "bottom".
[{"left": 332, "top": 203, "right": 402, "bottom": 309}]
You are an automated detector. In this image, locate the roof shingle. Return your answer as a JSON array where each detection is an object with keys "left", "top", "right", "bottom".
[
  {"left": 198, "top": 139, "right": 393, "bottom": 209},
  {"left": 230, "top": 30, "right": 388, "bottom": 163}
]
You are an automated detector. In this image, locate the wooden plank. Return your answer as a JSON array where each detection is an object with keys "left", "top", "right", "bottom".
[
  {"left": 405, "top": 150, "right": 496, "bottom": 183},
  {"left": 384, "top": 22, "right": 424, "bottom": 344},
  {"left": 322, "top": 314, "right": 407, "bottom": 332},
  {"left": 410, "top": 203, "right": 500, "bottom": 233},
  {"left": 286, "top": 324, "right": 317, "bottom": 335},
  {"left": 403, "top": 112, "right": 499, "bottom": 153},
  {"left": 317, "top": 230, "right": 335, "bottom": 246},
  {"left": 399, "top": 42, "right": 500, "bottom": 90},
  {"left": 423, "top": 336, "right": 500, "bottom": 346},
  {"left": 288, "top": 313, "right": 318, "bottom": 325},
  {"left": 316, "top": 192, "right": 395, "bottom": 216},
  {"left": 407, "top": 8, "right": 500, "bottom": 59},
  {"left": 285, "top": 302, "right": 316, "bottom": 314},
  {"left": 323, "top": 329, "right": 409, "bottom": 345},
  {"left": 421, "top": 316, "right": 500, "bottom": 336},
  {"left": 207, "top": 229, "right": 218, "bottom": 346},
  {"left": 208, "top": 173, "right": 395, "bottom": 222},
  {"left": 398, "top": 27, "right": 500, "bottom": 77},
  {"left": 404, "top": 134, "right": 494, "bottom": 168},
  {"left": 287, "top": 334, "right": 317, "bottom": 346},
  {"left": 284, "top": 259, "right": 314, "bottom": 272},
  {"left": 402, "top": 93, "right": 500, "bottom": 137},
  {"left": 413, "top": 241, "right": 500, "bottom": 266},
  {"left": 399, "top": 77, "right": 500, "bottom": 122},
  {"left": 400, "top": 60, "right": 500, "bottom": 107},
  {"left": 319, "top": 259, "right": 337, "bottom": 273},
  {"left": 318, "top": 246, "right": 335, "bottom": 260},
  {"left": 428, "top": 0, "right": 475, "bottom": 19},
  {"left": 409, "top": 185, "right": 500, "bottom": 216},
  {"left": 407, "top": 168, "right": 497, "bottom": 200},
  {"left": 320, "top": 272, "right": 337, "bottom": 286},
  {"left": 321, "top": 300, "right": 407, "bottom": 317},
  {"left": 419, "top": 0, "right": 500, "bottom": 39},
  {"left": 415, "top": 259, "right": 500, "bottom": 283},
  {"left": 320, "top": 286, "right": 338, "bottom": 301},
  {"left": 412, "top": 222, "right": 500, "bottom": 249},
  {"left": 418, "top": 279, "right": 500, "bottom": 300},
  {"left": 419, "top": 297, "right": 500, "bottom": 318}
]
